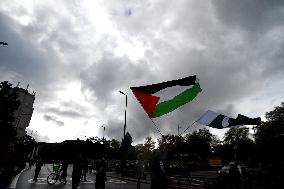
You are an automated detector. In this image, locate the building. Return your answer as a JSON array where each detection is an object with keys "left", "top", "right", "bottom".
[{"left": 12, "top": 86, "right": 35, "bottom": 138}]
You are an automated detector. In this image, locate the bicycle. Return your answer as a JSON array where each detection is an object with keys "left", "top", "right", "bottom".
[
  {"left": 47, "top": 163, "right": 67, "bottom": 185},
  {"left": 47, "top": 171, "right": 67, "bottom": 185}
]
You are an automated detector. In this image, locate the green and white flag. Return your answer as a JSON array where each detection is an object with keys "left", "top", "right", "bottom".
[
  {"left": 196, "top": 110, "right": 237, "bottom": 129},
  {"left": 131, "top": 75, "right": 202, "bottom": 118}
]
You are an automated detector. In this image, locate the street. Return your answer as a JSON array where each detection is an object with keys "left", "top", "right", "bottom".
[{"left": 14, "top": 164, "right": 150, "bottom": 189}]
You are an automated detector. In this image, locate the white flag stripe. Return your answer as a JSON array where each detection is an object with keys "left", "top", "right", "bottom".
[
  {"left": 153, "top": 85, "right": 192, "bottom": 102},
  {"left": 196, "top": 110, "right": 219, "bottom": 125}
]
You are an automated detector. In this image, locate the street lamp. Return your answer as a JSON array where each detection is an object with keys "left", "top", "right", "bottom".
[
  {"left": 119, "top": 90, "right": 127, "bottom": 176},
  {"left": 0, "top": 41, "right": 8, "bottom": 46},
  {"left": 101, "top": 125, "right": 106, "bottom": 141},
  {"left": 119, "top": 91, "right": 127, "bottom": 138}
]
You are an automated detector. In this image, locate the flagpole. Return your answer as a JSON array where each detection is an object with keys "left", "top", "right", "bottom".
[
  {"left": 150, "top": 118, "right": 163, "bottom": 137},
  {"left": 182, "top": 121, "right": 197, "bottom": 135}
]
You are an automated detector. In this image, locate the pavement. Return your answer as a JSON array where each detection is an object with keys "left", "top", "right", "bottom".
[{"left": 9, "top": 164, "right": 216, "bottom": 189}]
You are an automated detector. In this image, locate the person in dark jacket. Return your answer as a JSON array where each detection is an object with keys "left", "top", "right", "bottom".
[
  {"left": 60, "top": 160, "right": 68, "bottom": 183},
  {"left": 150, "top": 150, "right": 168, "bottom": 189},
  {"left": 0, "top": 142, "right": 19, "bottom": 189},
  {"left": 33, "top": 157, "right": 43, "bottom": 182},
  {"left": 95, "top": 159, "right": 106, "bottom": 189},
  {"left": 72, "top": 154, "right": 83, "bottom": 189}
]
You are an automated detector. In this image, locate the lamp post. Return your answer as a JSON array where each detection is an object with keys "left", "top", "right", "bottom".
[
  {"left": 119, "top": 90, "right": 127, "bottom": 176},
  {"left": 119, "top": 91, "right": 127, "bottom": 138},
  {"left": 101, "top": 125, "right": 106, "bottom": 141},
  {"left": 0, "top": 41, "right": 8, "bottom": 46}
]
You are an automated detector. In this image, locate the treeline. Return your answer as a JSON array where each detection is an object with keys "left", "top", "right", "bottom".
[{"left": 37, "top": 102, "right": 284, "bottom": 168}]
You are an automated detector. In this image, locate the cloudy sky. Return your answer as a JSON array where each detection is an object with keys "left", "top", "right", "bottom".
[{"left": 1, "top": 0, "right": 284, "bottom": 143}]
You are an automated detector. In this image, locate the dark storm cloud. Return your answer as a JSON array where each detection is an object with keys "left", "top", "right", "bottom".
[
  {"left": 44, "top": 107, "right": 86, "bottom": 118},
  {"left": 212, "top": 0, "right": 284, "bottom": 33},
  {"left": 43, "top": 101, "right": 92, "bottom": 118},
  {"left": 2, "top": 0, "right": 284, "bottom": 142},
  {"left": 0, "top": 12, "right": 72, "bottom": 103},
  {"left": 79, "top": 53, "right": 156, "bottom": 107},
  {"left": 43, "top": 114, "right": 64, "bottom": 126}
]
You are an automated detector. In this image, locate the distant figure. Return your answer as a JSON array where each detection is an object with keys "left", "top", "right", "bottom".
[
  {"left": 60, "top": 160, "right": 68, "bottom": 183},
  {"left": 150, "top": 151, "right": 168, "bottom": 189},
  {"left": 229, "top": 163, "right": 240, "bottom": 189},
  {"left": 88, "top": 160, "right": 93, "bottom": 173},
  {"left": 95, "top": 159, "right": 107, "bottom": 189},
  {"left": 72, "top": 154, "right": 83, "bottom": 189},
  {"left": 33, "top": 157, "right": 43, "bottom": 182},
  {"left": 81, "top": 158, "right": 88, "bottom": 182},
  {"left": 136, "top": 160, "right": 144, "bottom": 189}
]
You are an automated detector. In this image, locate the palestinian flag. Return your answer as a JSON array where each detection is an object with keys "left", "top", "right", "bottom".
[
  {"left": 196, "top": 110, "right": 237, "bottom": 129},
  {"left": 130, "top": 75, "right": 202, "bottom": 118}
]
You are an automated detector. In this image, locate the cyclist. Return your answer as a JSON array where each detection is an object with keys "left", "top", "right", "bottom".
[{"left": 52, "top": 161, "right": 61, "bottom": 174}]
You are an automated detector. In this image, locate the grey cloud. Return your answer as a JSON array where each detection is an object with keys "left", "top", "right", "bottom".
[
  {"left": 212, "top": 0, "right": 284, "bottom": 32},
  {"left": 43, "top": 114, "right": 64, "bottom": 126},
  {"left": 2, "top": 1, "right": 284, "bottom": 142}
]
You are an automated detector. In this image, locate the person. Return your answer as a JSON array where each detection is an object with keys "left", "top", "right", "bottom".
[
  {"left": 150, "top": 150, "right": 168, "bottom": 189},
  {"left": 229, "top": 162, "right": 240, "bottom": 189},
  {"left": 0, "top": 142, "right": 19, "bottom": 189},
  {"left": 136, "top": 160, "right": 144, "bottom": 189},
  {"left": 60, "top": 160, "right": 68, "bottom": 183},
  {"left": 33, "top": 157, "right": 43, "bottom": 182},
  {"left": 52, "top": 161, "right": 61, "bottom": 174},
  {"left": 72, "top": 154, "right": 83, "bottom": 189},
  {"left": 81, "top": 158, "right": 88, "bottom": 182},
  {"left": 95, "top": 159, "right": 107, "bottom": 189}
]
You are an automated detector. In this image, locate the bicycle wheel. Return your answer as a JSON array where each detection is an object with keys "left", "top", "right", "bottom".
[
  {"left": 47, "top": 173, "right": 58, "bottom": 185},
  {"left": 60, "top": 177, "right": 67, "bottom": 184}
]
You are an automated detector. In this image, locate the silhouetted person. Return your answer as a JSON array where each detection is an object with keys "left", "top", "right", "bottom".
[
  {"left": 33, "top": 157, "right": 43, "bottom": 182},
  {"left": 81, "top": 158, "right": 88, "bottom": 182},
  {"left": 0, "top": 142, "right": 19, "bottom": 189},
  {"left": 95, "top": 159, "right": 106, "bottom": 189},
  {"left": 229, "top": 163, "right": 240, "bottom": 189},
  {"left": 60, "top": 160, "right": 68, "bottom": 183},
  {"left": 150, "top": 151, "right": 168, "bottom": 189},
  {"left": 72, "top": 154, "right": 83, "bottom": 189},
  {"left": 136, "top": 160, "right": 144, "bottom": 189}
]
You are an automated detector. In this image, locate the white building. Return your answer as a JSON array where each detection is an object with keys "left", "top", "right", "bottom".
[{"left": 12, "top": 86, "right": 35, "bottom": 138}]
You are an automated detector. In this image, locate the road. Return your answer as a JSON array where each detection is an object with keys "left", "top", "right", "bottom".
[{"left": 14, "top": 164, "right": 150, "bottom": 189}]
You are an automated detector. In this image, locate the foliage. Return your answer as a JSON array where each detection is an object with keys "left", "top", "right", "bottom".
[
  {"left": 255, "top": 102, "right": 284, "bottom": 163},
  {"left": 224, "top": 127, "right": 250, "bottom": 144},
  {"left": 135, "top": 137, "right": 155, "bottom": 160},
  {"left": 218, "top": 127, "right": 256, "bottom": 163},
  {"left": 0, "top": 81, "right": 20, "bottom": 144},
  {"left": 185, "top": 129, "right": 219, "bottom": 159}
]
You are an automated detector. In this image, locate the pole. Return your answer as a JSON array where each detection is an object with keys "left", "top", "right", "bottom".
[
  {"left": 182, "top": 121, "right": 197, "bottom": 134},
  {"left": 150, "top": 119, "right": 163, "bottom": 137},
  {"left": 119, "top": 91, "right": 127, "bottom": 176}
]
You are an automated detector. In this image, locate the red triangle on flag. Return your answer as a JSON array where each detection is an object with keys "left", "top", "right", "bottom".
[{"left": 131, "top": 89, "right": 160, "bottom": 117}]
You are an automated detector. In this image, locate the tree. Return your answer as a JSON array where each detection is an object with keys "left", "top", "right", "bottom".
[
  {"left": 158, "top": 134, "right": 184, "bottom": 158},
  {"left": 224, "top": 127, "right": 250, "bottom": 144},
  {"left": 184, "top": 128, "right": 218, "bottom": 159},
  {"left": 135, "top": 137, "right": 156, "bottom": 160},
  {"left": 222, "top": 127, "right": 256, "bottom": 163},
  {"left": 255, "top": 102, "right": 284, "bottom": 163},
  {"left": 0, "top": 81, "right": 20, "bottom": 144}
]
